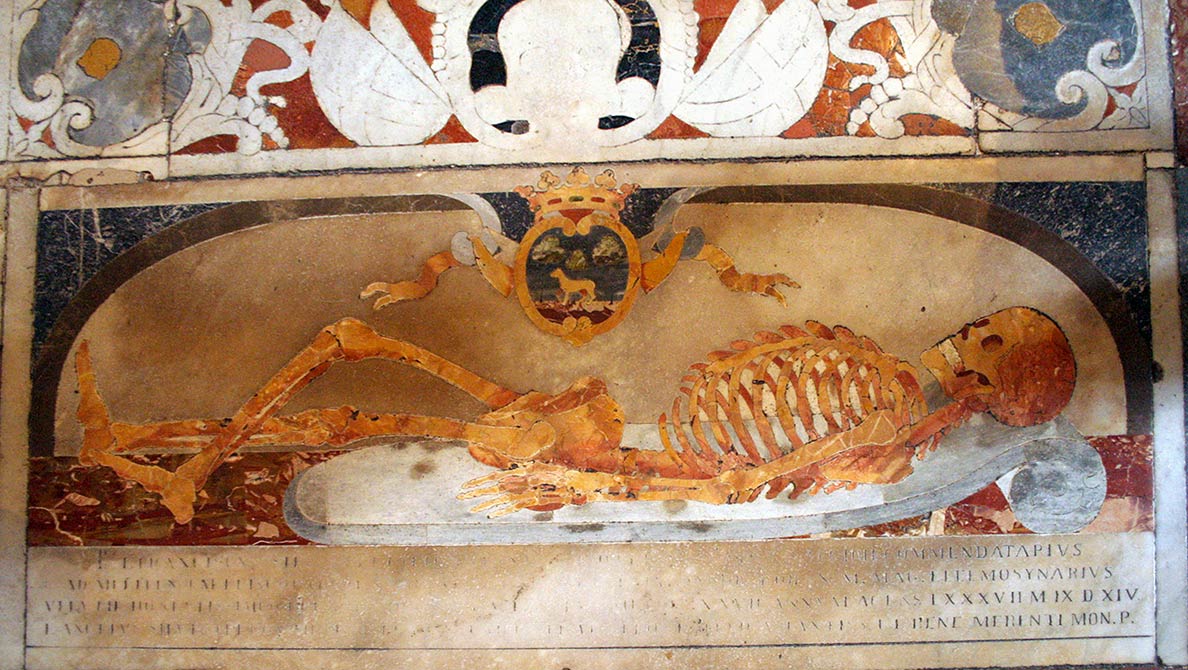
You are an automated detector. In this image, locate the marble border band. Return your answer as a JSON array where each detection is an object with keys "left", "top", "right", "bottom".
[
  {"left": 1145, "top": 168, "right": 1188, "bottom": 665},
  {"left": 35, "top": 156, "right": 1147, "bottom": 212},
  {"left": 1, "top": 187, "right": 37, "bottom": 670}
]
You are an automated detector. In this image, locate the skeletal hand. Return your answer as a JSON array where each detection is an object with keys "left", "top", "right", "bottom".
[
  {"left": 457, "top": 462, "right": 587, "bottom": 517},
  {"left": 738, "top": 272, "right": 799, "bottom": 307},
  {"left": 711, "top": 469, "right": 761, "bottom": 504},
  {"left": 360, "top": 281, "right": 425, "bottom": 310}
]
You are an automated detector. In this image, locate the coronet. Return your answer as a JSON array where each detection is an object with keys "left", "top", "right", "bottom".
[{"left": 514, "top": 167, "right": 638, "bottom": 217}]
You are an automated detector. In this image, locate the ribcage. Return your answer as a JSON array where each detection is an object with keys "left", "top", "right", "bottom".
[{"left": 657, "top": 322, "right": 931, "bottom": 481}]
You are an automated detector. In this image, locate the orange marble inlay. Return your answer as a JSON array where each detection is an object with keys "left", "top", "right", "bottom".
[
  {"left": 76, "top": 38, "right": 121, "bottom": 80},
  {"left": 1012, "top": 2, "right": 1065, "bottom": 47}
]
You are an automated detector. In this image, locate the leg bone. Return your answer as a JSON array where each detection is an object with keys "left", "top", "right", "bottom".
[{"left": 76, "top": 319, "right": 523, "bottom": 523}]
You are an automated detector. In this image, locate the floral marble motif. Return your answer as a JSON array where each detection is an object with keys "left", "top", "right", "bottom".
[{"left": 5, "top": 0, "right": 1170, "bottom": 169}]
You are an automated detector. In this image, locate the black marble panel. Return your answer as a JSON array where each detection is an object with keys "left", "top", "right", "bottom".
[
  {"left": 34, "top": 203, "right": 224, "bottom": 360},
  {"left": 466, "top": 0, "right": 660, "bottom": 96},
  {"left": 480, "top": 186, "right": 680, "bottom": 241},
  {"left": 941, "top": 182, "right": 1149, "bottom": 342},
  {"left": 613, "top": 0, "right": 662, "bottom": 86}
]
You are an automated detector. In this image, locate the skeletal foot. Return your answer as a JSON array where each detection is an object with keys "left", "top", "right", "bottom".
[
  {"left": 75, "top": 341, "right": 116, "bottom": 466},
  {"left": 160, "top": 476, "right": 198, "bottom": 525}
]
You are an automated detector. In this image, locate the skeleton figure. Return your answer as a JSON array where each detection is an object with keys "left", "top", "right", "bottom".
[{"left": 75, "top": 306, "right": 1074, "bottom": 523}]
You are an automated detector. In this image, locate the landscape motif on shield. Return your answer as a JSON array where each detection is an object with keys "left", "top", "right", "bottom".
[
  {"left": 518, "top": 211, "right": 638, "bottom": 342},
  {"left": 26, "top": 174, "right": 1154, "bottom": 545}
]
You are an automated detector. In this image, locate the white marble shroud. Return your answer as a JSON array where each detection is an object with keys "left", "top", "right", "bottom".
[{"left": 285, "top": 413, "right": 1099, "bottom": 545}]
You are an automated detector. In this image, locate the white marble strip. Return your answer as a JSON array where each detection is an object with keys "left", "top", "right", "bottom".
[
  {"left": 21, "top": 639, "right": 1158, "bottom": 670},
  {"left": 39, "top": 155, "right": 1147, "bottom": 211},
  {"left": 161, "top": 136, "right": 977, "bottom": 178},
  {"left": 0, "top": 0, "right": 13, "bottom": 165},
  {"left": 979, "top": 127, "right": 1173, "bottom": 154},
  {"left": 0, "top": 187, "right": 36, "bottom": 670},
  {"left": 1145, "top": 168, "right": 1188, "bottom": 665}
]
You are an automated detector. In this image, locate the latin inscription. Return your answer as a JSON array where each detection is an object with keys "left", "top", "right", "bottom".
[{"left": 27, "top": 535, "right": 1154, "bottom": 650}]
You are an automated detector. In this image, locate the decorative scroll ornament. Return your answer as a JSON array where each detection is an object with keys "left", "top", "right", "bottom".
[
  {"left": 832, "top": 0, "right": 977, "bottom": 138},
  {"left": 170, "top": 0, "right": 322, "bottom": 154},
  {"left": 672, "top": 0, "right": 828, "bottom": 136},
  {"left": 945, "top": 0, "right": 1146, "bottom": 133},
  {"left": 425, "top": 0, "right": 698, "bottom": 151},
  {"left": 11, "top": 0, "right": 191, "bottom": 158},
  {"left": 10, "top": 0, "right": 1153, "bottom": 157},
  {"left": 11, "top": 0, "right": 320, "bottom": 158},
  {"left": 309, "top": 0, "right": 452, "bottom": 145}
]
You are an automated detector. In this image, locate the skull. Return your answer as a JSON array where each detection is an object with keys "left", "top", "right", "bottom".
[{"left": 920, "top": 307, "right": 1076, "bottom": 426}]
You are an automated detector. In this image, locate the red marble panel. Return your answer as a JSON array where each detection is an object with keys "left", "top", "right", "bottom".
[
  {"left": 29, "top": 434, "right": 1154, "bottom": 545},
  {"left": 844, "top": 513, "right": 930, "bottom": 538},
  {"left": 425, "top": 115, "right": 481, "bottom": 144},
  {"left": 945, "top": 483, "right": 1023, "bottom": 536},
  {"left": 945, "top": 435, "right": 1154, "bottom": 536},
  {"left": 263, "top": 74, "right": 356, "bottom": 149},
  {"left": 647, "top": 115, "right": 711, "bottom": 140},
  {"left": 28, "top": 452, "right": 346, "bottom": 546},
  {"left": 1089, "top": 434, "right": 1153, "bottom": 499}
]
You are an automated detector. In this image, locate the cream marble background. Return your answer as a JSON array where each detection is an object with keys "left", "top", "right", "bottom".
[{"left": 53, "top": 201, "right": 1126, "bottom": 455}]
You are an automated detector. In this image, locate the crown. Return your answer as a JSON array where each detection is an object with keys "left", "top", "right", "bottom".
[{"left": 514, "top": 167, "right": 638, "bottom": 217}]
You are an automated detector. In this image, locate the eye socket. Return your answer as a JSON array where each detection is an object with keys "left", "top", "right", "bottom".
[{"left": 980, "top": 334, "right": 1004, "bottom": 352}]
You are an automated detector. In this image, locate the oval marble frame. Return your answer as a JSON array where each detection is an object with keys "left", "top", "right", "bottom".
[
  {"left": 512, "top": 211, "right": 644, "bottom": 345},
  {"left": 29, "top": 184, "right": 1152, "bottom": 457}
]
